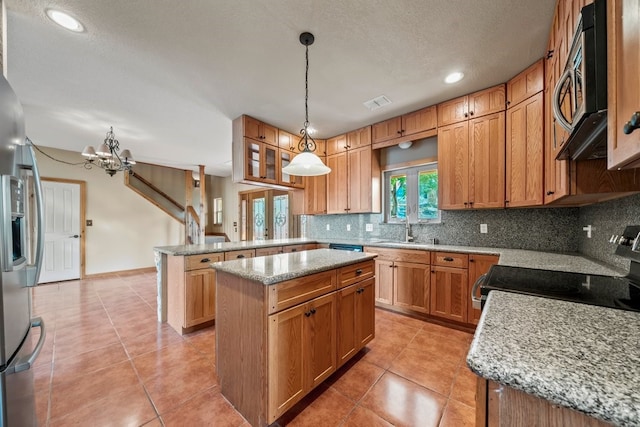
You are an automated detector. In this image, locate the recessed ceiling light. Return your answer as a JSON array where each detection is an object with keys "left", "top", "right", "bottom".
[
  {"left": 444, "top": 72, "right": 464, "bottom": 84},
  {"left": 46, "top": 9, "right": 84, "bottom": 33}
]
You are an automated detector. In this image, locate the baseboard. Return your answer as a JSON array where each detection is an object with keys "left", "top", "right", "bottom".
[{"left": 83, "top": 266, "right": 156, "bottom": 279}]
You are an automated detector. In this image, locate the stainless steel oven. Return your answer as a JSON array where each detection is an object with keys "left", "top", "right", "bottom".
[{"left": 553, "top": 0, "right": 608, "bottom": 161}]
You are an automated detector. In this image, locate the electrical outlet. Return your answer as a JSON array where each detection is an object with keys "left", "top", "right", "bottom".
[
  {"left": 365, "top": 223, "right": 373, "bottom": 232},
  {"left": 326, "top": 224, "right": 330, "bottom": 231},
  {"left": 86, "top": 219, "right": 93, "bottom": 226},
  {"left": 346, "top": 224, "right": 351, "bottom": 231},
  {"left": 480, "top": 224, "right": 488, "bottom": 234}
]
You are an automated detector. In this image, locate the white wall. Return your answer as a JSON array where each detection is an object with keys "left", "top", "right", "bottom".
[
  {"left": 221, "top": 176, "right": 261, "bottom": 242},
  {"left": 35, "top": 146, "right": 183, "bottom": 275}
]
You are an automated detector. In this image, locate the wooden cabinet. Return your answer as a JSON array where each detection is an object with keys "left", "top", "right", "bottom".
[
  {"left": 224, "top": 249, "right": 255, "bottom": 260},
  {"left": 506, "top": 60, "right": 544, "bottom": 109},
  {"left": 243, "top": 139, "right": 278, "bottom": 185},
  {"left": 438, "top": 112, "right": 505, "bottom": 210},
  {"left": 607, "top": 0, "right": 640, "bottom": 169},
  {"left": 216, "top": 260, "right": 375, "bottom": 426},
  {"left": 326, "top": 133, "right": 348, "bottom": 156},
  {"left": 167, "top": 252, "right": 223, "bottom": 334},
  {"left": 278, "top": 150, "right": 304, "bottom": 188},
  {"left": 303, "top": 169, "right": 327, "bottom": 214},
  {"left": 365, "top": 247, "right": 430, "bottom": 312},
  {"left": 347, "top": 126, "right": 372, "bottom": 150},
  {"left": 430, "top": 252, "right": 469, "bottom": 323},
  {"left": 256, "top": 246, "right": 283, "bottom": 257},
  {"left": 506, "top": 92, "right": 544, "bottom": 207},
  {"left": 337, "top": 277, "right": 375, "bottom": 367},
  {"left": 372, "top": 106, "right": 437, "bottom": 149},
  {"left": 326, "top": 145, "right": 380, "bottom": 214},
  {"left": 477, "top": 379, "right": 612, "bottom": 427},
  {"left": 268, "top": 292, "right": 336, "bottom": 419},
  {"left": 278, "top": 130, "right": 298, "bottom": 153},
  {"left": 243, "top": 115, "right": 278, "bottom": 146},
  {"left": 468, "top": 254, "right": 499, "bottom": 325},
  {"left": 283, "top": 243, "right": 317, "bottom": 253},
  {"left": 438, "top": 85, "right": 506, "bottom": 127}
]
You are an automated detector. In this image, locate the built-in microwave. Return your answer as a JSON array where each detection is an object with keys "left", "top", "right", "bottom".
[{"left": 553, "top": 0, "right": 607, "bottom": 161}]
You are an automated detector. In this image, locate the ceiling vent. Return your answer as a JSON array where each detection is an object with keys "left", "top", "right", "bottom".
[{"left": 363, "top": 95, "right": 392, "bottom": 111}]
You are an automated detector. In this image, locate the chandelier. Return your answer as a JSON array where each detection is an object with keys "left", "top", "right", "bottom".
[
  {"left": 281, "top": 32, "right": 331, "bottom": 177},
  {"left": 81, "top": 126, "right": 135, "bottom": 176}
]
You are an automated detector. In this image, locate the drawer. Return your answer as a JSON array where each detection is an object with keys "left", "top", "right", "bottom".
[
  {"left": 337, "top": 260, "right": 375, "bottom": 289},
  {"left": 283, "top": 243, "right": 317, "bottom": 253},
  {"left": 255, "top": 247, "right": 283, "bottom": 257},
  {"left": 185, "top": 252, "right": 224, "bottom": 271},
  {"left": 363, "top": 247, "right": 430, "bottom": 264},
  {"left": 431, "top": 251, "right": 468, "bottom": 268},
  {"left": 224, "top": 249, "right": 256, "bottom": 261},
  {"left": 268, "top": 270, "right": 337, "bottom": 314}
]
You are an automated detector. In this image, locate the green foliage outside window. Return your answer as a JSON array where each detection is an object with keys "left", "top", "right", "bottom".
[{"left": 418, "top": 170, "right": 438, "bottom": 220}]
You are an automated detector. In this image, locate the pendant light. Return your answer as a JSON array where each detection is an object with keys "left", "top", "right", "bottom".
[{"left": 282, "top": 32, "right": 331, "bottom": 177}]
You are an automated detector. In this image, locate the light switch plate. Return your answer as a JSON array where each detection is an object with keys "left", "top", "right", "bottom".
[
  {"left": 346, "top": 224, "right": 351, "bottom": 231},
  {"left": 365, "top": 223, "right": 373, "bottom": 232},
  {"left": 480, "top": 224, "right": 488, "bottom": 234},
  {"left": 326, "top": 224, "right": 330, "bottom": 231}
]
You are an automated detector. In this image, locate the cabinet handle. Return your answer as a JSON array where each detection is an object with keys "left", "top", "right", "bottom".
[
  {"left": 397, "top": 130, "right": 402, "bottom": 135},
  {"left": 469, "top": 258, "right": 474, "bottom": 263},
  {"left": 310, "top": 308, "right": 316, "bottom": 315},
  {"left": 431, "top": 270, "right": 435, "bottom": 273},
  {"left": 237, "top": 254, "right": 245, "bottom": 259},
  {"left": 305, "top": 311, "right": 312, "bottom": 317},
  {"left": 355, "top": 269, "right": 362, "bottom": 275},
  {"left": 443, "top": 257, "right": 454, "bottom": 262},
  {"left": 357, "top": 288, "right": 364, "bottom": 294},
  {"left": 291, "top": 248, "right": 297, "bottom": 252},
  {"left": 469, "top": 201, "right": 474, "bottom": 206},
  {"left": 623, "top": 112, "right": 640, "bottom": 135},
  {"left": 546, "top": 49, "right": 554, "bottom": 59},
  {"left": 469, "top": 111, "right": 474, "bottom": 116},
  {"left": 464, "top": 112, "right": 468, "bottom": 118},
  {"left": 464, "top": 202, "right": 468, "bottom": 206},
  {"left": 546, "top": 191, "right": 555, "bottom": 196},
  {"left": 506, "top": 100, "right": 511, "bottom": 107},
  {"left": 200, "top": 258, "right": 211, "bottom": 263}
]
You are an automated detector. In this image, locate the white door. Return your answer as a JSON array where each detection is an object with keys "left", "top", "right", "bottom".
[{"left": 39, "top": 181, "right": 81, "bottom": 283}]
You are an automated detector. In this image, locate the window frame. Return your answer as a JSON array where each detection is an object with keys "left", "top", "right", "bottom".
[{"left": 383, "top": 162, "right": 441, "bottom": 224}]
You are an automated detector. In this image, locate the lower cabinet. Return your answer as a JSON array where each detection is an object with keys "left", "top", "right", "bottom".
[
  {"left": 394, "top": 262, "right": 430, "bottom": 314},
  {"left": 268, "top": 292, "right": 336, "bottom": 419},
  {"left": 167, "top": 252, "right": 223, "bottom": 334},
  {"left": 336, "top": 277, "right": 375, "bottom": 367},
  {"left": 478, "top": 379, "right": 612, "bottom": 427},
  {"left": 430, "top": 265, "right": 469, "bottom": 323}
]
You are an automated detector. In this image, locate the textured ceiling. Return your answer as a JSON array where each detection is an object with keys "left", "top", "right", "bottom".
[{"left": 5, "top": 0, "right": 556, "bottom": 176}]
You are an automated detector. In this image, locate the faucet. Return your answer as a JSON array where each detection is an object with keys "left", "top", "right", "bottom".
[{"left": 405, "top": 217, "right": 413, "bottom": 243}]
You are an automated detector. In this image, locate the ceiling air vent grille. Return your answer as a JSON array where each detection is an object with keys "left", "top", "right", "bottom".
[{"left": 363, "top": 95, "right": 392, "bottom": 111}]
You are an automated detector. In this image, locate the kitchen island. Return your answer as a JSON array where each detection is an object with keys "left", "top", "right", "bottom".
[
  {"left": 212, "top": 249, "right": 376, "bottom": 426},
  {"left": 467, "top": 291, "right": 640, "bottom": 426}
]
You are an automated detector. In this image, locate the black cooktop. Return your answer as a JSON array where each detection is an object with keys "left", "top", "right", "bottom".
[{"left": 482, "top": 265, "right": 640, "bottom": 312}]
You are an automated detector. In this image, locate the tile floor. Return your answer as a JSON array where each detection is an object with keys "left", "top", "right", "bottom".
[{"left": 31, "top": 271, "right": 478, "bottom": 426}]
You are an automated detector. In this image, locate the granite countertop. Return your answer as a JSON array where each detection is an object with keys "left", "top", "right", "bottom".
[
  {"left": 467, "top": 291, "right": 640, "bottom": 426},
  {"left": 154, "top": 238, "right": 624, "bottom": 277},
  {"left": 211, "top": 248, "right": 377, "bottom": 285}
]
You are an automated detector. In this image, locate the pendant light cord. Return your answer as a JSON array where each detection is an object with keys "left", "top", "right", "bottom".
[{"left": 304, "top": 43, "right": 309, "bottom": 129}]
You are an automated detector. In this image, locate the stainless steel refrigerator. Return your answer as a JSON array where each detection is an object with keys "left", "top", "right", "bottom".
[{"left": 0, "top": 74, "right": 45, "bottom": 426}]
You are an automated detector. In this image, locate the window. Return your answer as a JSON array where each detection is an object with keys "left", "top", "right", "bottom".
[
  {"left": 384, "top": 163, "right": 440, "bottom": 223},
  {"left": 212, "top": 197, "right": 223, "bottom": 225}
]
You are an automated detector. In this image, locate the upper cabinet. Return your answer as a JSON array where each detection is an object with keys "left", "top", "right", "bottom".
[
  {"left": 607, "top": 0, "right": 640, "bottom": 169},
  {"left": 506, "top": 60, "right": 544, "bottom": 108},
  {"left": 326, "top": 134, "right": 348, "bottom": 156},
  {"left": 347, "top": 126, "right": 372, "bottom": 151},
  {"left": 243, "top": 116, "right": 278, "bottom": 146},
  {"left": 437, "top": 85, "right": 506, "bottom": 127},
  {"left": 372, "top": 106, "right": 437, "bottom": 149}
]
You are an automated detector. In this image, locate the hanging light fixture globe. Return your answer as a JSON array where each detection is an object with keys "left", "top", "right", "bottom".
[{"left": 282, "top": 32, "right": 331, "bottom": 177}]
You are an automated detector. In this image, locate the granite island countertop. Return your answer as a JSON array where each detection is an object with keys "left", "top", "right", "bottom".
[
  {"left": 211, "top": 248, "right": 376, "bottom": 285},
  {"left": 467, "top": 291, "right": 640, "bottom": 426},
  {"left": 154, "top": 238, "right": 624, "bottom": 277}
]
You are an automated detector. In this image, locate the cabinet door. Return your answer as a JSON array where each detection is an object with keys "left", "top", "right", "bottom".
[
  {"left": 607, "top": 0, "right": 640, "bottom": 169},
  {"left": 243, "top": 116, "right": 263, "bottom": 141},
  {"left": 543, "top": 65, "right": 570, "bottom": 204},
  {"left": 372, "top": 117, "right": 402, "bottom": 144},
  {"left": 255, "top": 247, "right": 283, "bottom": 257},
  {"left": 305, "top": 293, "right": 337, "bottom": 389},
  {"left": 374, "top": 259, "right": 394, "bottom": 305},
  {"left": 184, "top": 269, "right": 216, "bottom": 327},
  {"left": 304, "top": 172, "right": 327, "bottom": 215},
  {"left": 402, "top": 106, "right": 437, "bottom": 136},
  {"left": 393, "top": 262, "right": 430, "bottom": 314},
  {"left": 279, "top": 130, "right": 299, "bottom": 153},
  {"left": 355, "top": 278, "right": 375, "bottom": 348},
  {"left": 336, "top": 284, "right": 357, "bottom": 367},
  {"left": 279, "top": 150, "right": 304, "bottom": 188},
  {"left": 505, "top": 92, "right": 544, "bottom": 207},
  {"left": 245, "top": 139, "right": 278, "bottom": 185},
  {"left": 438, "top": 121, "right": 469, "bottom": 209},
  {"left": 261, "top": 123, "right": 279, "bottom": 146},
  {"left": 326, "top": 153, "right": 348, "bottom": 213},
  {"left": 468, "top": 85, "right": 506, "bottom": 118},
  {"left": 438, "top": 95, "right": 468, "bottom": 127},
  {"left": 430, "top": 266, "right": 468, "bottom": 323},
  {"left": 468, "top": 254, "right": 499, "bottom": 326},
  {"left": 347, "top": 126, "right": 372, "bottom": 150},
  {"left": 268, "top": 304, "right": 306, "bottom": 420},
  {"left": 506, "top": 61, "right": 544, "bottom": 109},
  {"left": 347, "top": 146, "right": 372, "bottom": 213},
  {"left": 469, "top": 112, "right": 505, "bottom": 208},
  {"left": 326, "top": 134, "right": 348, "bottom": 156}
]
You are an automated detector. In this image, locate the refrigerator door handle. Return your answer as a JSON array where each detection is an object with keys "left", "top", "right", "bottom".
[
  {"left": 12, "top": 317, "right": 45, "bottom": 374},
  {"left": 26, "top": 142, "right": 44, "bottom": 287}
]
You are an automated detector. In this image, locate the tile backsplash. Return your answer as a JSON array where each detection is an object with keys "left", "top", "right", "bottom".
[
  {"left": 578, "top": 192, "right": 640, "bottom": 271},
  {"left": 307, "top": 207, "right": 581, "bottom": 253}
]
